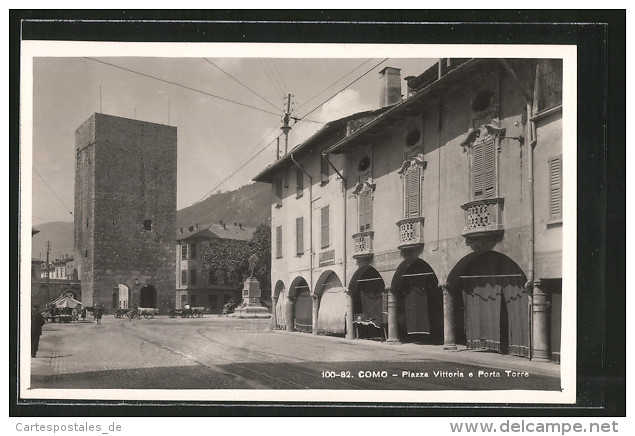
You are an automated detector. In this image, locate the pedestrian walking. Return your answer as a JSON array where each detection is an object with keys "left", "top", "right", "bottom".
[
  {"left": 72, "top": 307, "right": 78, "bottom": 326},
  {"left": 94, "top": 305, "right": 103, "bottom": 326},
  {"left": 81, "top": 307, "right": 86, "bottom": 320},
  {"left": 31, "top": 305, "right": 46, "bottom": 357}
]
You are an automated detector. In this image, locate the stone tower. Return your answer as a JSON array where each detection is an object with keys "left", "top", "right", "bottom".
[{"left": 74, "top": 113, "right": 177, "bottom": 312}]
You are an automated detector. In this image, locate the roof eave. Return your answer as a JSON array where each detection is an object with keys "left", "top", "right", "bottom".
[{"left": 325, "top": 58, "right": 481, "bottom": 155}]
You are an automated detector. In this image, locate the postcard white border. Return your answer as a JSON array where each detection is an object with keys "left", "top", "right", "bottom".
[{"left": 19, "top": 41, "right": 577, "bottom": 404}]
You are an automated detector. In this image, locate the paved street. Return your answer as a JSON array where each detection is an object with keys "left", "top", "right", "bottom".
[{"left": 30, "top": 315, "right": 561, "bottom": 391}]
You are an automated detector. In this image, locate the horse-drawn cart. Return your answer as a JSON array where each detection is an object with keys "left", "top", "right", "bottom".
[{"left": 168, "top": 306, "right": 205, "bottom": 318}]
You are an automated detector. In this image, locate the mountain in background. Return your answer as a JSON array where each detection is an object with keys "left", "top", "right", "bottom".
[
  {"left": 31, "top": 182, "right": 272, "bottom": 260},
  {"left": 177, "top": 182, "right": 271, "bottom": 230}
]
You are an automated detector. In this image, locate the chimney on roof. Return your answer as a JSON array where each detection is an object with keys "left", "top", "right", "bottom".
[
  {"left": 239, "top": 223, "right": 242, "bottom": 229},
  {"left": 195, "top": 223, "right": 199, "bottom": 229},
  {"left": 223, "top": 223, "right": 226, "bottom": 229},
  {"left": 379, "top": 67, "right": 402, "bottom": 108}
]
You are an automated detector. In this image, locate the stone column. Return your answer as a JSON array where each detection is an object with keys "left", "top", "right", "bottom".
[
  {"left": 311, "top": 294, "right": 319, "bottom": 335},
  {"left": 345, "top": 289, "right": 354, "bottom": 340},
  {"left": 268, "top": 295, "right": 278, "bottom": 331},
  {"left": 532, "top": 281, "right": 551, "bottom": 361},
  {"left": 440, "top": 281, "right": 457, "bottom": 350},
  {"left": 285, "top": 298, "right": 295, "bottom": 332},
  {"left": 386, "top": 287, "right": 400, "bottom": 343}
]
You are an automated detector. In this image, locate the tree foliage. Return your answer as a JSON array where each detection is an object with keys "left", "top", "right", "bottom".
[{"left": 199, "top": 223, "right": 271, "bottom": 300}]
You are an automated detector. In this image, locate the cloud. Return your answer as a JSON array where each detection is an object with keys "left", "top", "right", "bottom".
[{"left": 290, "top": 88, "right": 374, "bottom": 146}]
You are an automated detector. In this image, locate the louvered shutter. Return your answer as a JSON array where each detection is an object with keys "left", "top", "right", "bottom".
[
  {"left": 296, "top": 217, "right": 304, "bottom": 255},
  {"left": 483, "top": 140, "right": 496, "bottom": 198},
  {"left": 321, "top": 206, "right": 330, "bottom": 248},
  {"left": 548, "top": 155, "right": 562, "bottom": 221},
  {"left": 473, "top": 142, "right": 484, "bottom": 199},
  {"left": 359, "top": 190, "right": 372, "bottom": 231},
  {"left": 276, "top": 226, "right": 282, "bottom": 258},
  {"left": 296, "top": 168, "right": 303, "bottom": 197},
  {"left": 406, "top": 167, "right": 421, "bottom": 217},
  {"left": 275, "top": 178, "right": 282, "bottom": 205}
]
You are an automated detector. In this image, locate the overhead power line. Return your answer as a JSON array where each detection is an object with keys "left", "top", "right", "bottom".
[
  {"left": 202, "top": 58, "right": 281, "bottom": 112},
  {"left": 295, "top": 58, "right": 374, "bottom": 113},
  {"left": 191, "top": 58, "right": 390, "bottom": 205},
  {"left": 195, "top": 131, "right": 284, "bottom": 204},
  {"left": 85, "top": 57, "right": 281, "bottom": 118},
  {"left": 296, "top": 58, "right": 389, "bottom": 123},
  {"left": 33, "top": 167, "right": 73, "bottom": 215}
]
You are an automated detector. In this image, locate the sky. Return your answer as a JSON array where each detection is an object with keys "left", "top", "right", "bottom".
[{"left": 29, "top": 51, "right": 436, "bottom": 225}]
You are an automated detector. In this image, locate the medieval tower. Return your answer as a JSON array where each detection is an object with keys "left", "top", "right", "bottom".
[{"left": 74, "top": 113, "right": 177, "bottom": 312}]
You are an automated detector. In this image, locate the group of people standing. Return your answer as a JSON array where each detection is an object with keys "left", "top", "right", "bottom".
[{"left": 30, "top": 303, "right": 106, "bottom": 358}]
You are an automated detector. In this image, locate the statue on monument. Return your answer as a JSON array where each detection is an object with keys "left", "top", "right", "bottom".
[{"left": 248, "top": 253, "right": 258, "bottom": 279}]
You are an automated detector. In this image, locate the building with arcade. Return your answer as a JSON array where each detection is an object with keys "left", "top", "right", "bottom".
[{"left": 254, "top": 58, "right": 563, "bottom": 362}]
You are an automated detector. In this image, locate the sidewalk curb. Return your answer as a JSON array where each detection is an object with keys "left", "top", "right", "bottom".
[{"left": 269, "top": 329, "right": 560, "bottom": 378}]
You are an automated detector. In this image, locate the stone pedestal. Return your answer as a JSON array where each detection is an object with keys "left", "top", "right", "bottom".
[{"left": 233, "top": 277, "right": 271, "bottom": 319}]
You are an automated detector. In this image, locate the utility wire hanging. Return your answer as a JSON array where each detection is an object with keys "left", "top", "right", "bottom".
[
  {"left": 33, "top": 168, "right": 73, "bottom": 215},
  {"left": 191, "top": 58, "right": 389, "bottom": 206},
  {"left": 295, "top": 58, "right": 374, "bottom": 113},
  {"left": 296, "top": 58, "right": 389, "bottom": 123},
  {"left": 203, "top": 58, "right": 281, "bottom": 112},
  {"left": 85, "top": 57, "right": 281, "bottom": 118}
]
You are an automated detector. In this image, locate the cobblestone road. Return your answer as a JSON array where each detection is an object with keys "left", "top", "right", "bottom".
[{"left": 29, "top": 315, "right": 561, "bottom": 391}]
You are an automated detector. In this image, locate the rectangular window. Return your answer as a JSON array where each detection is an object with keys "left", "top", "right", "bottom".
[
  {"left": 274, "top": 178, "right": 283, "bottom": 207},
  {"left": 296, "top": 217, "right": 304, "bottom": 255},
  {"left": 276, "top": 225, "right": 283, "bottom": 259},
  {"left": 190, "top": 243, "right": 197, "bottom": 259},
  {"left": 359, "top": 190, "right": 373, "bottom": 232},
  {"left": 548, "top": 155, "right": 563, "bottom": 222},
  {"left": 473, "top": 140, "right": 496, "bottom": 200},
  {"left": 296, "top": 168, "right": 304, "bottom": 198},
  {"left": 537, "top": 59, "right": 563, "bottom": 112},
  {"left": 190, "top": 269, "right": 197, "bottom": 285},
  {"left": 404, "top": 167, "right": 422, "bottom": 217},
  {"left": 208, "top": 269, "right": 216, "bottom": 284},
  {"left": 181, "top": 244, "right": 188, "bottom": 260},
  {"left": 321, "top": 154, "right": 330, "bottom": 184},
  {"left": 181, "top": 270, "right": 188, "bottom": 285},
  {"left": 321, "top": 206, "right": 330, "bottom": 248}
]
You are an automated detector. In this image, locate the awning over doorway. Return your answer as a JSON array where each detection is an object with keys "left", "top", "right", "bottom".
[{"left": 317, "top": 287, "right": 347, "bottom": 334}]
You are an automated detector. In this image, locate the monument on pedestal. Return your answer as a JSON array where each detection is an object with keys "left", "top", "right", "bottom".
[{"left": 232, "top": 254, "right": 271, "bottom": 319}]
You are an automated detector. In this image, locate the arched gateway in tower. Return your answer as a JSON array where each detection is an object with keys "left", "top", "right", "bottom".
[{"left": 74, "top": 113, "right": 177, "bottom": 312}]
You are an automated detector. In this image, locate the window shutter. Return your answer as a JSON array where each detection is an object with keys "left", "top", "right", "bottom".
[
  {"left": 181, "top": 270, "right": 187, "bottom": 285},
  {"left": 548, "top": 155, "right": 563, "bottom": 221},
  {"left": 473, "top": 142, "right": 484, "bottom": 199},
  {"left": 321, "top": 155, "right": 329, "bottom": 183},
  {"left": 483, "top": 140, "right": 496, "bottom": 198},
  {"left": 407, "top": 167, "right": 421, "bottom": 217},
  {"left": 321, "top": 206, "right": 330, "bottom": 248},
  {"left": 276, "top": 226, "right": 282, "bottom": 258},
  {"left": 296, "top": 217, "right": 304, "bottom": 255},
  {"left": 359, "top": 190, "right": 372, "bottom": 231},
  {"left": 296, "top": 168, "right": 304, "bottom": 197},
  {"left": 275, "top": 178, "right": 282, "bottom": 205}
]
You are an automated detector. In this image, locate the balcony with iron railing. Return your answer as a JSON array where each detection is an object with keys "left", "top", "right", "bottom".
[
  {"left": 461, "top": 197, "right": 504, "bottom": 238},
  {"left": 352, "top": 231, "right": 374, "bottom": 259},
  {"left": 396, "top": 217, "right": 425, "bottom": 250}
]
